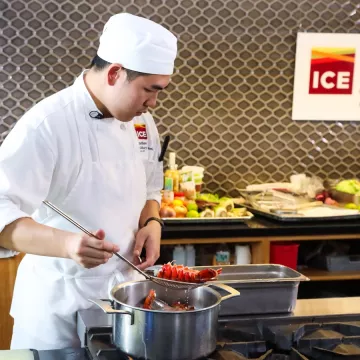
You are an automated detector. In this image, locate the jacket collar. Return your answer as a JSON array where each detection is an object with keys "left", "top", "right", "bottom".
[{"left": 74, "top": 70, "right": 106, "bottom": 121}]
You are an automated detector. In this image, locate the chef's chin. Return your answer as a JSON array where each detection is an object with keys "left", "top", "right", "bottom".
[{"left": 114, "top": 112, "right": 134, "bottom": 122}]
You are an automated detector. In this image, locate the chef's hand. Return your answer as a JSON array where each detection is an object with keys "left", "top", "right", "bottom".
[
  {"left": 65, "top": 229, "right": 120, "bottom": 269},
  {"left": 133, "top": 221, "right": 161, "bottom": 270}
]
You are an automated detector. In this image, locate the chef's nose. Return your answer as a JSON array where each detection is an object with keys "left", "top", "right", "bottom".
[{"left": 145, "top": 93, "right": 158, "bottom": 108}]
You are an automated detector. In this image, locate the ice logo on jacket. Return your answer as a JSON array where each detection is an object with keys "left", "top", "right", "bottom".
[
  {"left": 134, "top": 123, "right": 148, "bottom": 152},
  {"left": 309, "top": 47, "right": 355, "bottom": 95}
]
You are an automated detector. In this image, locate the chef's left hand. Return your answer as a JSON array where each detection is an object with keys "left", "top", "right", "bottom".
[{"left": 134, "top": 221, "right": 161, "bottom": 270}]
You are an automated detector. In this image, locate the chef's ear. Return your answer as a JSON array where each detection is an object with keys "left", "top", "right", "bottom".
[{"left": 107, "top": 64, "right": 125, "bottom": 85}]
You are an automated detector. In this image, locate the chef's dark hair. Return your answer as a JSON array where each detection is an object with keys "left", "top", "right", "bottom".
[{"left": 90, "top": 55, "right": 150, "bottom": 82}]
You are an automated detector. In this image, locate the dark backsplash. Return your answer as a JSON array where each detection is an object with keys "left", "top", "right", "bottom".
[{"left": 1, "top": 0, "right": 359, "bottom": 196}]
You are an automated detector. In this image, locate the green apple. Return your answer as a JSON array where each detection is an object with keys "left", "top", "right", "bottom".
[
  {"left": 187, "top": 202, "right": 198, "bottom": 212},
  {"left": 186, "top": 210, "right": 200, "bottom": 218}
]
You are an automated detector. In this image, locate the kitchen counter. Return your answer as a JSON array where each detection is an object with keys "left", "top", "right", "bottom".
[{"left": 293, "top": 296, "right": 360, "bottom": 317}]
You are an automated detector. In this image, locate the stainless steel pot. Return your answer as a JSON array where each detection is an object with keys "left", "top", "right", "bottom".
[{"left": 89, "top": 280, "right": 239, "bottom": 360}]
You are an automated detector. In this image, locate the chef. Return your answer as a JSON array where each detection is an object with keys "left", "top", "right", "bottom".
[{"left": 0, "top": 13, "right": 177, "bottom": 350}]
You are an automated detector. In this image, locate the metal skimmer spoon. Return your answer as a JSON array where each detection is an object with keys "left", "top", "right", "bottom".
[{"left": 43, "top": 200, "right": 208, "bottom": 291}]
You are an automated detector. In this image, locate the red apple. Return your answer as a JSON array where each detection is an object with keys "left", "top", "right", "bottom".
[{"left": 159, "top": 206, "right": 176, "bottom": 218}]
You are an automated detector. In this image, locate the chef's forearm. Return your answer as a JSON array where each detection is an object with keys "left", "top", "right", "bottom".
[
  {"left": 0, "top": 217, "right": 70, "bottom": 258},
  {"left": 139, "top": 200, "right": 160, "bottom": 228}
]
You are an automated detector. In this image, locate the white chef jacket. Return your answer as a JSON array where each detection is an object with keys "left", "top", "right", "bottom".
[{"left": 0, "top": 71, "right": 164, "bottom": 349}]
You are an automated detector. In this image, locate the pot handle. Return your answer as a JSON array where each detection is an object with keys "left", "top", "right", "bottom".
[
  {"left": 209, "top": 283, "right": 240, "bottom": 301},
  {"left": 89, "top": 299, "right": 134, "bottom": 322}
]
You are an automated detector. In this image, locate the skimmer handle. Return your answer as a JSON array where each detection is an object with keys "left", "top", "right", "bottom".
[{"left": 112, "top": 251, "right": 150, "bottom": 280}]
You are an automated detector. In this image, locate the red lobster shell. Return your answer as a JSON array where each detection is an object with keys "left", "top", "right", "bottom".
[
  {"left": 143, "top": 289, "right": 156, "bottom": 309},
  {"left": 142, "top": 289, "right": 195, "bottom": 311},
  {"left": 156, "top": 262, "right": 222, "bottom": 283}
]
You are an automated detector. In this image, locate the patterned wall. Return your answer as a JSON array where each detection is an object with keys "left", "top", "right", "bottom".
[{"left": 1, "top": 0, "right": 359, "bottom": 197}]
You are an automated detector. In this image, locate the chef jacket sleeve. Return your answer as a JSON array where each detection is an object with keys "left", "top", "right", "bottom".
[
  {"left": 145, "top": 116, "right": 163, "bottom": 206},
  {"left": 0, "top": 119, "right": 55, "bottom": 234}
]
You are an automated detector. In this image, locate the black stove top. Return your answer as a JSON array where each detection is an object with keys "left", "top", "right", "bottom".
[{"left": 76, "top": 310, "right": 360, "bottom": 360}]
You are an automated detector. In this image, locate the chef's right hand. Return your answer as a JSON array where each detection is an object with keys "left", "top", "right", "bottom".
[{"left": 65, "top": 229, "right": 120, "bottom": 269}]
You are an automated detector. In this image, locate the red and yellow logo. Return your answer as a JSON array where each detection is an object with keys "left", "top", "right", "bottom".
[
  {"left": 309, "top": 47, "right": 355, "bottom": 95},
  {"left": 134, "top": 123, "right": 147, "bottom": 140}
]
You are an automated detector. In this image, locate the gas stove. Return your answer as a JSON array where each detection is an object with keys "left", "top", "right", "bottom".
[{"left": 76, "top": 310, "right": 360, "bottom": 360}]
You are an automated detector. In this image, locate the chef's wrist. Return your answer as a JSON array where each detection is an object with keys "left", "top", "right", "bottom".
[
  {"left": 55, "top": 228, "right": 73, "bottom": 259},
  {"left": 144, "top": 217, "right": 164, "bottom": 229}
]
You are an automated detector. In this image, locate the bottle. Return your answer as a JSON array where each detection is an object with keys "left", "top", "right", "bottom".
[
  {"left": 164, "top": 152, "right": 180, "bottom": 192},
  {"left": 173, "top": 245, "right": 186, "bottom": 265},
  {"left": 214, "top": 243, "right": 231, "bottom": 266},
  {"left": 185, "top": 245, "right": 196, "bottom": 266},
  {"left": 182, "top": 165, "right": 204, "bottom": 193}
]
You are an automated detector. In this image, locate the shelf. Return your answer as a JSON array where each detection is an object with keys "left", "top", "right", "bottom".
[
  {"left": 161, "top": 234, "right": 360, "bottom": 245},
  {"left": 301, "top": 268, "right": 360, "bottom": 281},
  {"left": 161, "top": 237, "right": 262, "bottom": 245}
]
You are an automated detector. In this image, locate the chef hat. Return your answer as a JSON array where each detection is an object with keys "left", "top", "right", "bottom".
[{"left": 97, "top": 13, "right": 177, "bottom": 75}]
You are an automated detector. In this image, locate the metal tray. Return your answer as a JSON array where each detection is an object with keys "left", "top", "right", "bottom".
[
  {"left": 146, "top": 264, "right": 309, "bottom": 316},
  {"left": 162, "top": 214, "right": 253, "bottom": 225},
  {"left": 244, "top": 205, "right": 360, "bottom": 222},
  {"left": 198, "top": 264, "right": 309, "bottom": 316}
]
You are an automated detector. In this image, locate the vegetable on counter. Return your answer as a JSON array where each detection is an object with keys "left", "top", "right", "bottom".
[
  {"left": 196, "top": 193, "right": 220, "bottom": 203},
  {"left": 214, "top": 205, "right": 227, "bottom": 217},
  {"left": 219, "top": 197, "right": 234, "bottom": 212},
  {"left": 200, "top": 208, "right": 215, "bottom": 218},
  {"left": 335, "top": 179, "right": 360, "bottom": 195}
]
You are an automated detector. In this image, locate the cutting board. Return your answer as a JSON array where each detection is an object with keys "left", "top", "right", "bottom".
[{"left": 0, "top": 350, "right": 35, "bottom": 360}]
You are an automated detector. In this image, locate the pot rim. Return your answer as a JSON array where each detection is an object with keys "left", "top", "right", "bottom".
[{"left": 110, "top": 279, "right": 223, "bottom": 314}]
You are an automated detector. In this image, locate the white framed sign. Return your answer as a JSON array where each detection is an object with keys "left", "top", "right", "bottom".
[{"left": 292, "top": 32, "right": 360, "bottom": 121}]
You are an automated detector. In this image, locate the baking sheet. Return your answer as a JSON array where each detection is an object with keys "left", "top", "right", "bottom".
[
  {"left": 162, "top": 214, "right": 253, "bottom": 225},
  {"left": 244, "top": 205, "right": 360, "bottom": 222}
]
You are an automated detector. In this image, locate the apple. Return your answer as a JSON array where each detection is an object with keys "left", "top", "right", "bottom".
[
  {"left": 159, "top": 206, "right": 176, "bottom": 218},
  {"left": 173, "top": 205, "right": 188, "bottom": 218}
]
